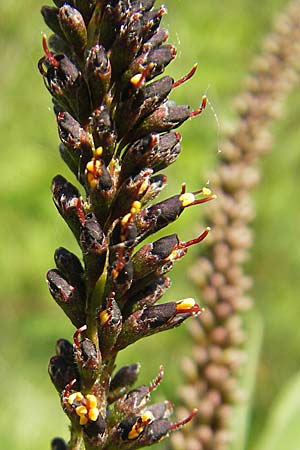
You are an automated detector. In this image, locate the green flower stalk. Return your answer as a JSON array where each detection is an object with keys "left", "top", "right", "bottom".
[
  {"left": 38, "top": 1, "right": 214, "bottom": 449},
  {"left": 170, "top": 1, "right": 300, "bottom": 449}
]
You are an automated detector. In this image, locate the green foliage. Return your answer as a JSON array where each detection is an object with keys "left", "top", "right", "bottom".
[{"left": 0, "top": 0, "right": 300, "bottom": 449}]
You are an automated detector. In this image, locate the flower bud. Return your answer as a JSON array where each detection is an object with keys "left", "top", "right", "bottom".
[
  {"left": 58, "top": 5, "right": 87, "bottom": 56},
  {"left": 51, "top": 437, "right": 68, "bottom": 450},
  {"left": 47, "top": 269, "right": 86, "bottom": 327},
  {"left": 115, "top": 76, "right": 173, "bottom": 137},
  {"left": 80, "top": 213, "right": 107, "bottom": 290},
  {"left": 108, "top": 363, "right": 141, "bottom": 403},
  {"left": 98, "top": 295, "right": 122, "bottom": 357},
  {"left": 41, "top": 7, "right": 63, "bottom": 38},
  {"left": 137, "top": 418, "right": 170, "bottom": 445},
  {"left": 56, "top": 112, "right": 93, "bottom": 170},
  {"left": 121, "top": 132, "right": 181, "bottom": 180},
  {"left": 123, "top": 276, "right": 171, "bottom": 315},
  {"left": 74, "top": 337, "right": 101, "bottom": 389},
  {"left": 48, "top": 355, "right": 79, "bottom": 393},
  {"left": 116, "top": 299, "right": 202, "bottom": 350},
  {"left": 132, "top": 234, "right": 179, "bottom": 281},
  {"left": 56, "top": 338, "right": 75, "bottom": 363},
  {"left": 85, "top": 157, "right": 113, "bottom": 220},
  {"left": 85, "top": 44, "right": 111, "bottom": 109},
  {"left": 83, "top": 412, "right": 106, "bottom": 439},
  {"left": 142, "top": 6, "right": 167, "bottom": 42},
  {"left": 135, "top": 188, "right": 214, "bottom": 241},
  {"left": 90, "top": 106, "right": 116, "bottom": 165},
  {"left": 108, "top": 255, "right": 134, "bottom": 296},
  {"left": 72, "top": 0, "right": 96, "bottom": 23},
  {"left": 147, "top": 400, "right": 173, "bottom": 421},
  {"left": 109, "top": 14, "right": 144, "bottom": 80},
  {"left": 130, "top": 101, "right": 189, "bottom": 142},
  {"left": 39, "top": 46, "right": 90, "bottom": 122},
  {"left": 54, "top": 247, "right": 85, "bottom": 295},
  {"left": 52, "top": 175, "right": 85, "bottom": 240},
  {"left": 143, "top": 28, "right": 169, "bottom": 52},
  {"left": 110, "top": 169, "right": 151, "bottom": 221}
]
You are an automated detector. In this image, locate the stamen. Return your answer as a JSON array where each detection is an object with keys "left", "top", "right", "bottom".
[
  {"left": 170, "top": 408, "right": 198, "bottom": 430},
  {"left": 172, "top": 63, "right": 198, "bottom": 88},
  {"left": 62, "top": 378, "right": 77, "bottom": 400},
  {"left": 73, "top": 198, "right": 86, "bottom": 225},
  {"left": 42, "top": 35, "right": 59, "bottom": 67},
  {"left": 111, "top": 247, "right": 125, "bottom": 279},
  {"left": 176, "top": 298, "right": 204, "bottom": 315},
  {"left": 178, "top": 227, "right": 211, "bottom": 249},
  {"left": 149, "top": 365, "right": 164, "bottom": 392},
  {"left": 130, "top": 63, "right": 155, "bottom": 89},
  {"left": 73, "top": 324, "right": 87, "bottom": 348},
  {"left": 189, "top": 95, "right": 207, "bottom": 118}
]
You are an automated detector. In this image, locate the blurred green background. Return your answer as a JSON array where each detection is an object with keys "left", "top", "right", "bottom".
[{"left": 1, "top": 0, "right": 300, "bottom": 449}]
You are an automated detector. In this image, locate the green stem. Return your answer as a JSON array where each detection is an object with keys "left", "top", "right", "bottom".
[
  {"left": 68, "top": 424, "right": 83, "bottom": 450},
  {"left": 86, "top": 269, "right": 107, "bottom": 346}
]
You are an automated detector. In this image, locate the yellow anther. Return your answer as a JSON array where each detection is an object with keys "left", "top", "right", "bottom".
[
  {"left": 176, "top": 298, "right": 196, "bottom": 311},
  {"left": 86, "top": 160, "right": 95, "bottom": 172},
  {"left": 128, "top": 427, "right": 140, "bottom": 440},
  {"left": 130, "top": 73, "right": 143, "bottom": 87},
  {"left": 95, "top": 146, "right": 103, "bottom": 157},
  {"left": 99, "top": 309, "right": 110, "bottom": 324},
  {"left": 88, "top": 407, "right": 100, "bottom": 421},
  {"left": 86, "top": 394, "right": 98, "bottom": 409},
  {"left": 211, "top": 194, "right": 217, "bottom": 199},
  {"left": 68, "top": 392, "right": 84, "bottom": 405},
  {"left": 128, "top": 411, "right": 154, "bottom": 440},
  {"left": 121, "top": 213, "right": 131, "bottom": 226},
  {"left": 138, "top": 179, "right": 149, "bottom": 196},
  {"left": 130, "top": 201, "right": 141, "bottom": 215},
  {"left": 179, "top": 192, "right": 195, "bottom": 207},
  {"left": 79, "top": 416, "right": 88, "bottom": 425},
  {"left": 76, "top": 405, "right": 88, "bottom": 417},
  {"left": 202, "top": 187, "right": 212, "bottom": 196},
  {"left": 87, "top": 172, "right": 98, "bottom": 189},
  {"left": 141, "top": 411, "right": 155, "bottom": 423}
]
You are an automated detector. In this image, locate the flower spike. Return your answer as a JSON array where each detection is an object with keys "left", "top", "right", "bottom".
[{"left": 40, "top": 1, "right": 209, "bottom": 448}]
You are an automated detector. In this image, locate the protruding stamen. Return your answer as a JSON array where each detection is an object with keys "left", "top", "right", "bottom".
[
  {"left": 111, "top": 247, "right": 126, "bottom": 280},
  {"left": 178, "top": 227, "right": 211, "bottom": 249},
  {"left": 176, "top": 298, "right": 204, "bottom": 315},
  {"left": 180, "top": 182, "right": 186, "bottom": 195},
  {"left": 190, "top": 95, "right": 207, "bottom": 118},
  {"left": 73, "top": 324, "right": 87, "bottom": 348},
  {"left": 73, "top": 198, "right": 86, "bottom": 225},
  {"left": 63, "top": 378, "right": 77, "bottom": 400},
  {"left": 127, "top": 411, "right": 155, "bottom": 440},
  {"left": 130, "top": 63, "right": 155, "bottom": 89},
  {"left": 149, "top": 365, "right": 164, "bottom": 392},
  {"left": 42, "top": 34, "right": 59, "bottom": 67},
  {"left": 99, "top": 292, "right": 115, "bottom": 324},
  {"left": 173, "top": 63, "right": 198, "bottom": 88},
  {"left": 170, "top": 408, "right": 198, "bottom": 430}
]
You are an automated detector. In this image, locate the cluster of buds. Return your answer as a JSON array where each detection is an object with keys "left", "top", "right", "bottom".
[
  {"left": 170, "top": 2, "right": 300, "bottom": 450},
  {"left": 39, "top": 1, "right": 214, "bottom": 448}
]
